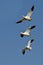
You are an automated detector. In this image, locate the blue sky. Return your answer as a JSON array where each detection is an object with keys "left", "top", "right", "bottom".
[{"left": 0, "top": 0, "right": 43, "bottom": 65}]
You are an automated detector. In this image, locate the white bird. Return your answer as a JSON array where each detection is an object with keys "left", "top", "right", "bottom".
[
  {"left": 22, "top": 39, "right": 34, "bottom": 55},
  {"left": 16, "top": 5, "right": 34, "bottom": 24},
  {"left": 20, "top": 25, "right": 36, "bottom": 37}
]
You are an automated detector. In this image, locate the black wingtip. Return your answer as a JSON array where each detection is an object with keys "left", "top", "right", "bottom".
[
  {"left": 16, "top": 20, "right": 22, "bottom": 24},
  {"left": 31, "top": 39, "right": 34, "bottom": 43},
  {"left": 22, "top": 50, "right": 25, "bottom": 55},
  {"left": 20, "top": 34, "right": 24, "bottom": 37},
  {"left": 16, "top": 21, "right": 20, "bottom": 24},
  {"left": 16, "top": 22, "right": 18, "bottom": 24},
  {"left": 30, "top": 25, "right": 36, "bottom": 29},
  {"left": 31, "top": 5, "right": 34, "bottom": 11}
]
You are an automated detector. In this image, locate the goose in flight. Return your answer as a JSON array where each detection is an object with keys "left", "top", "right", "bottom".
[
  {"left": 20, "top": 25, "right": 36, "bottom": 37},
  {"left": 22, "top": 39, "right": 34, "bottom": 55},
  {"left": 16, "top": 5, "right": 34, "bottom": 24}
]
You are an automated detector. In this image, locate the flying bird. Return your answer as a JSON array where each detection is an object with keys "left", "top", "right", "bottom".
[
  {"left": 22, "top": 39, "right": 34, "bottom": 55},
  {"left": 16, "top": 5, "right": 34, "bottom": 24},
  {"left": 20, "top": 25, "right": 36, "bottom": 37}
]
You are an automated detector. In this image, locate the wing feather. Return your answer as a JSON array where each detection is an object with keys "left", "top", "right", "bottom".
[
  {"left": 22, "top": 47, "right": 27, "bottom": 55},
  {"left": 26, "top": 5, "right": 34, "bottom": 17},
  {"left": 27, "top": 39, "right": 34, "bottom": 47},
  {"left": 16, "top": 18, "right": 25, "bottom": 23}
]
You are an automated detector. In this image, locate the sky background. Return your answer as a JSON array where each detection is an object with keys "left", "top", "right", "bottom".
[{"left": 0, "top": 0, "right": 43, "bottom": 65}]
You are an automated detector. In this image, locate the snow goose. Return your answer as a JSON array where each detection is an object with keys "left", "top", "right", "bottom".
[
  {"left": 22, "top": 39, "right": 34, "bottom": 55},
  {"left": 16, "top": 5, "right": 34, "bottom": 24},
  {"left": 20, "top": 25, "right": 36, "bottom": 37}
]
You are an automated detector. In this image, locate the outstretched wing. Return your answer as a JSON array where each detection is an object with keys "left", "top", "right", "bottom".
[
  {"left": 27, "top": 39, "right": 34, "bottom": 47},
  {"left": 25, "top": 25, "right": 36, "bottom": 33},
  {"left": 22, "top": 47, "right": 27, "bottom": 55},
  {"left": 16, "top": 18, "right": 25, "bottom": 24},
  {"left": 26, "top": 5, "right": 34, "bottom": 17},
  {"left": 25, "top": 27, "right": 31, "bottom": 33}
]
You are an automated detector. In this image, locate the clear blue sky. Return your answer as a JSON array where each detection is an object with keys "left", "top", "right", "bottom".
[{"left": 0, "top": 0, "right": 43, "bottom": 65}]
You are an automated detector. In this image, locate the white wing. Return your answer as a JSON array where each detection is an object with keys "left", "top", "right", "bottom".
[
  {"left": 25, "top": 27, "right": 31, "bottom": 33},
  {"left": 25, "top": 25, "right": 36, "bottom": 33},
  {"left": 27, "top": 40, "right": 31, "bottom": 47},
  {"left": 26, "top": 5, "right": 34, "bottom": 17},
  {"left": 27, "top": 39, "right": 34, "bottom": 47}
]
